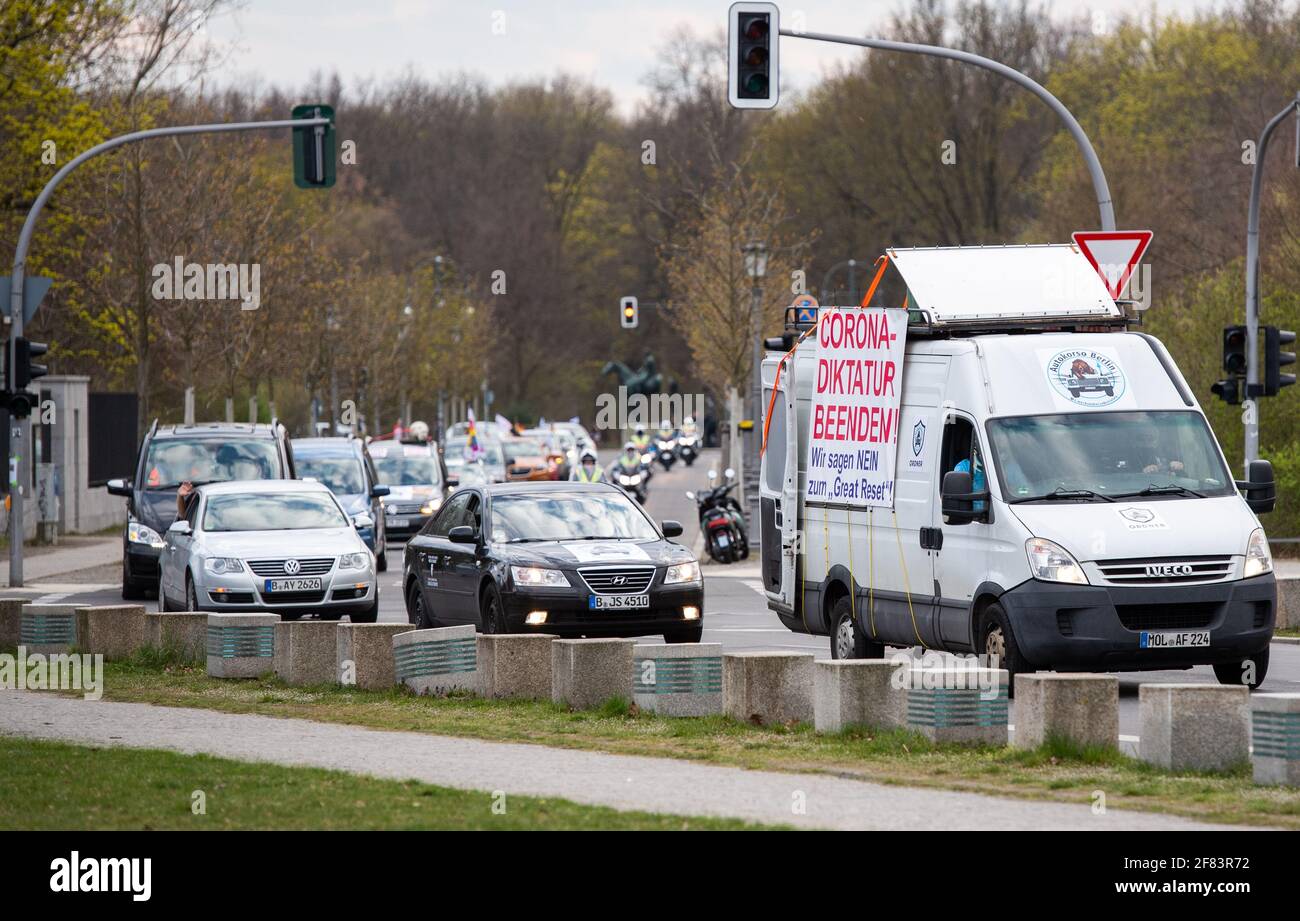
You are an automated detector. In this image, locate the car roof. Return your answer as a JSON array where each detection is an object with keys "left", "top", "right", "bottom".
[
  {"left": 198, "top": 479, "right": 333, "bottom": 496},
  {"left": 478, "top": 481, "right": 619, "bottom": 497},
  {"left": 291, "top": 437, "right": 363, "bottom": 455},
  {"left": 154, "top": 422, "right": 280, "bottom": 439},
  {"left": 368, "top": 439, "right": 433, "bottom": 455}
]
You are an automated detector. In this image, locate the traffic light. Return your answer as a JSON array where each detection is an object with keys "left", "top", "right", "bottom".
[
  {"left": 1222, "top": 324, "right": 1247, "bottom": 375},
  {"left": 1264, "top": 325, "right": 1296, "bottom": 396},
  {"left": 728, "top": 2, "right": 779, "bottom": 110},
  {"left": 292, "top": 103, "right": 336, "bottom": 189},
  {"left": 620, "top": 296, "right": 638, "bottom": 329},
  {"left": 4, "top": 337, "right": 48, "bottom": 418},
  {"left": 1210, "top": 378, "right": 1241, "bottom": 406}
]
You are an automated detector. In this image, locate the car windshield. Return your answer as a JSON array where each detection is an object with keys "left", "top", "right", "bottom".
[
  {"left": 502, "top": 440, "right": 543, "bottom": 462},
  {"left": 491, "top": 493, "right": 660, "bottom": 543},
  {"left": 446, "top": 438, "right": 504, "bottom": 469},
  {"left": 143, "top": 437, "right": 278, "bottom": 488},
  {"left": 202, "top": 493, "right": 348, "bottom": 531},
  {"left": 985, "top": 411, "right": 1234, "bottom": 502},
  {"left": 295, "top": 455, "right": 365, "bottom": 495},
  {"left": 373, "top": 453, "right": 440, "bottom": 487}
]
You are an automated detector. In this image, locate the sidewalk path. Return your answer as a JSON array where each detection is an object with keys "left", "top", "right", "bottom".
[
  {"left": 0, "top": 691, "right": 1249, "bottom": 830},
  {"left": 0, "top": 536, "right": 119, "bottom": 585}
]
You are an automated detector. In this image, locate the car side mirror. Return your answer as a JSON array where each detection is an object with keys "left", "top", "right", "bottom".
[
  {"left": 1236, "top": 459, "right": 1276, "bottom": 515},
  {"left": 168, "top": 520, "right": 192, "bottom": 536},
  {"left": 942, "top": 470, "right": 988, "bottom": 525},
  {"left": 661, "top": 520, "right": 684, "bottom": 538},
  {"left": 371, "top": 484, "right": 391, "bottom": 498},
  {"left": 352, "top": 514, "right": 375, "bottom": 530},
  {"left": 106, "top": 478, "right": 132, "bottom": 497},
  {"left": 448, "top": 525, "right": 477, "bottom": 544}
]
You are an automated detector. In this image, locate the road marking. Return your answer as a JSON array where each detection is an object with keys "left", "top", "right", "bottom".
[
  {"left": 31, "top": 593, "right": 71, "bottom": 604},
  {"left": 706, "top": 627, "right": 809, "bottom": 634}
]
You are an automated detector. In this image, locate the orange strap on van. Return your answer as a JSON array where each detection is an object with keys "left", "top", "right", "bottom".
[{"left": 859, "top": 254, "right": 890, "bottom": 307}]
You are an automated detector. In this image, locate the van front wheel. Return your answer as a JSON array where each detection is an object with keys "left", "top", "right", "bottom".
[
  {"left": 979, "top": 602, "right": 1029, "bottom": 694},
  {"left": 831, "top": 595, "right": 884, "bottom": 660}
]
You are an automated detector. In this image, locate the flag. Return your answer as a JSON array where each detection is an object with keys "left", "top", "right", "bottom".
[{"left": 466, "top": 409, "right": 484, "bottom": 460}]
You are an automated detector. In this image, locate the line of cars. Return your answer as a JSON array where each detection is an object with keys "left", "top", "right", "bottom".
[{"left": 106, "top": 417, "right": 704, "bottom": 643}]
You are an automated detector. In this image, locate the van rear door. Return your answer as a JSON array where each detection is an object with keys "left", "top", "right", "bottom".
[{"left": 761, "top": 368, "right": 799, "bottom": 612}]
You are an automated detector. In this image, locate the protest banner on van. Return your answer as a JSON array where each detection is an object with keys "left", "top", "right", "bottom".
[{"left": 804, "top": 307, "right": 909, "bottom": 507}]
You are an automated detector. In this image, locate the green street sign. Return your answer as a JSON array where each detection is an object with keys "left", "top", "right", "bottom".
[{"left": 292, "top": 103, "right": 336, "bottom": 189}]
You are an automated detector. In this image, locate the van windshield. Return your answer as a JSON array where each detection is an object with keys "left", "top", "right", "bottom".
[{"left": 985, "top": 411, "right": 1234, "bottom": 503}]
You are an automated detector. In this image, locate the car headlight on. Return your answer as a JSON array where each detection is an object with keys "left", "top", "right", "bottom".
[
  {"left": 1244, "top": 527, "right": 1273, "bottom": 578},
  {"left": 664, "top": 560, "right": 701, "bottom": 584},
  {"left": 128, "top": 521, "right": 165, "bottom": 548},
  {"left": 203, "top": 557, "right": 244, "bottom": 575},
  {"left": 511, "top": 565, "right": 568, "bottom": 588},
  {"left": 339, "top": 551, "right": 370, "bottom": 571},
  {"left": 420, "top": 498, "right": 441, "bottom": 515},
  {"left": 1025, "top": 538, "right": 1087, "bottom": 585}
]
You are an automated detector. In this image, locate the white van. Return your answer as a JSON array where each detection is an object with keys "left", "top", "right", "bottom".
[{"left": 760, "top": 245, "right": 1278, "bottom": 687}]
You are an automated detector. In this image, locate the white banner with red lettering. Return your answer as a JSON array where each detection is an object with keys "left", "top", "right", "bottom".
[{"left": 804, "top": 307, "right": 909, "bottom": 508}]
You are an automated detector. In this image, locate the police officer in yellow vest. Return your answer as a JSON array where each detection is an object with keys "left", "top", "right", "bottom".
[
  {"left": 630, "top": 425, "right": 650, "bottom": 452},
  {"left": 570, "top": 448, "right": 605, "bottom": 483}
]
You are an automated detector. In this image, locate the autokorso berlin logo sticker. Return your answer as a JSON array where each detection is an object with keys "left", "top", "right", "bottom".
[
  {"left": 1045, "top": 348, "right": 1127, "bottom": 407},
  {"left": 1117, "top": 506, "right": 1167, "bottom": 530},
  {"left": 912, "top": 419, "right": 926, "bottom": 457}
]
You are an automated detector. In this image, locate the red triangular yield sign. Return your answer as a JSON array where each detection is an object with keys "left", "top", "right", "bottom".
[{"left": 1072, "top": 230, "right": 1153, "bottom": 299}]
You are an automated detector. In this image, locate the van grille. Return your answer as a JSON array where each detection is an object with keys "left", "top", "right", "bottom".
[
  {"left": 248, "top": 557, "right": 334, "bottom": 577},
  {"left": 578, "top": 566, "right": 655, "bottom": 595},
  {"left": 1096, "top": 556, "right": 1233, "bottom": 585},
  {"left": 1116, "top": 602, "right": 1218, "bottom": 632}
]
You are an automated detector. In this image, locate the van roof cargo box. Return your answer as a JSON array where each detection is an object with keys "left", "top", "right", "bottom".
[{"left": 888, "top": 243, "right": 1124, "bottom": 334}]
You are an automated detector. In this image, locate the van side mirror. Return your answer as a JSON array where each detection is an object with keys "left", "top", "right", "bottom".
[
  {"left": 942, "top": 470, "right": 988, "bottom": 525},
  {"left": 1236, "top": 459, "right": 1276, "bottom": 515},
  {"left": 106, "top": 478, "right": 132, "bottom": 497}
]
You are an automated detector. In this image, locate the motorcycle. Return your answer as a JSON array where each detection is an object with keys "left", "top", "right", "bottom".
[
  {"left": 677, "top": 433, "right": 698, "bottom": 466},
  {"left": 654, "top": 433, "right": 677, "bottom": 471},
  {"left": 687, "top": 468, "right": 749, "bottom": 564},
  {"left": 614, "top": 467, "right": 648, "bottom": 504}
]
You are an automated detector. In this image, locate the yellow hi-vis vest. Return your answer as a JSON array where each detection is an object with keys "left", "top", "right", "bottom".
[{"left": 575, "top": 465, "right": 604, "bottom": 483}]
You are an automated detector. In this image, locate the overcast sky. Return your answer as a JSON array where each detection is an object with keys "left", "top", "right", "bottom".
[{"left": 201, "top": 0, "right": 1228, "bottom": 114}]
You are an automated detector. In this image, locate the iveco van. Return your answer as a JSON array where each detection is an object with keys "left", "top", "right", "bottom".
[{"left": 760, "top": 245, "right": 1277, "bottom": 687}]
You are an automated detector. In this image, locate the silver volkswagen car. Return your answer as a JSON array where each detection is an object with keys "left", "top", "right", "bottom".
[{"left": 157, "top": 479, "right": 379, "bottom": 621}]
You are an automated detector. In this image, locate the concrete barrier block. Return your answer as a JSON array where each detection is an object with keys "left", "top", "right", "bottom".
[
  {"left": 1014, "top": 673, "right": 1119, "bottom": 750},
  {"left": 1138, "top": 683, "right": 1250, "bottom": 772},
  {"left": 19, "top": 604, "right": 80, "bottom": 655},
  {"left": 632, "top": 643, "right": 723, "bottom": 716},
  {"left": 74, "top": 605, "right": 148, "bottom": 660},
  {"left": 1251, "top": 693, "right": 1300, "bottom": 786},
  {"left": 723, "top": 652, "right": 815, "bottom": 726},
  {"left": 206, "top": 613, "right": 277, "bottom": 678},
  {"left": 394, "top": 626, "right": 478, "bottom": 696},
  {"left": 906, "top": 668, "right": 1009, "bottom": 745},
  {"left": 336, "top": 623, "right": 410, "bottom": 689},
  {"left": 551, "top": 638, "right": 635, "bottom": 710},
  {"left": 146, "top": 613, "right": 207, "bottom": 662},
  {"left": 814, "top": 659, "right": 908, "bottom": 733},
  {"left": 273, "top": 621, "right": 340, "bottom": 686},
  {"left": 1278, "top": 577, "right": 1300, "bottom": 631},
  {"left": 0, "top": 597, "right": 30, "bottom": 649},
  {"left": 478, "top": 633, "right": 556, "bottom": 699}
]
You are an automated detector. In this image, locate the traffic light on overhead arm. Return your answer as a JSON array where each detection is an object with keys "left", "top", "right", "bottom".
[
  {"left": 728, "top": 3, "right": 779, "bottom": 109},
  {"left": 292, "top": 103, "right": 336, "bottom": 189},
  {"left": 620, "top": 296, "right": 639, "bottom": 329}
]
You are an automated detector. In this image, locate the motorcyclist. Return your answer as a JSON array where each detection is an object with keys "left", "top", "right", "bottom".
[
  {"left": 630, "top": 425, "right": 651, "bottom": 452},
  {"left": 570, "top": 448, "right": 605, "bottom": 483},
  {"left": 610, "top": 441, "right": 642, "bottom": 480}
]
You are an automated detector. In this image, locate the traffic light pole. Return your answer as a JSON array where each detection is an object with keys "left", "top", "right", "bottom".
[
  {"left": 1242, "top": 93, "right": 1300, "bottom": 471},
  {"left": 6, "top": 116, "right": 329, "bottom": 586},
  {"left": 778, "top": 28, "right": 1117, "bottom": 233}
]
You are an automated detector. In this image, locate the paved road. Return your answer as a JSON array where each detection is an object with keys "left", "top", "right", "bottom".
[{"left": 0, "top": 690, "right": 1250, "bottom": 830}]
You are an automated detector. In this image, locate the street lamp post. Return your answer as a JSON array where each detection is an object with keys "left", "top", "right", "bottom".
[{"left": 743, "top": 241, "right": 768, "bottom": 531}]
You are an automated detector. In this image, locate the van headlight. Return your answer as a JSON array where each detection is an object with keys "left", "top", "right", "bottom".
[
  {"left": 128, "top": 521, "right": 165, "bottom": 548},
  {"left": 204, "top": 557, "right": 245, "bottom": 575},
  {"left": 1244, "top": 528, "right": 1273, "bottom": 578},
  {"left": 511, "top": 566, "right": 567, "bottom": 588},
  {"left": 1025, "top": 538, "right": 1087, "bottom": 585},
  {"left": 664, "top": 560, "right": 701, "bottom": 584}
]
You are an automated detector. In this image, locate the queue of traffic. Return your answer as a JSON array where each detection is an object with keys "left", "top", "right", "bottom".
[{"left": 105, "top": 414, "right": 707, "bottom": 644}]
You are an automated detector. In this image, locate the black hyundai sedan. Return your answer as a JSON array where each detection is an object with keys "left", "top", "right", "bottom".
[{"left": 402, "top": 481, "right": 703, "bottom": 642}]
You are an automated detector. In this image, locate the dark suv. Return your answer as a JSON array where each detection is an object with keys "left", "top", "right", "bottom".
[
  {"left": 107, "top": 421, "right": 296, "bottom": 599},
  {"left": 290, "top": 436, "right": 391, "bottom": 571}
]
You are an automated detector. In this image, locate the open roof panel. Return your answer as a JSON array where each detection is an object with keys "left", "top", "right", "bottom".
[{"left": 886, "top": 243, "right": 1122, "bottom": 328}]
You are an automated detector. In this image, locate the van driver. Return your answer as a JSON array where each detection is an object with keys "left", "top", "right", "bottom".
[{"left": 1131, "top": 429, "right": 1184, "bottom": 476}]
